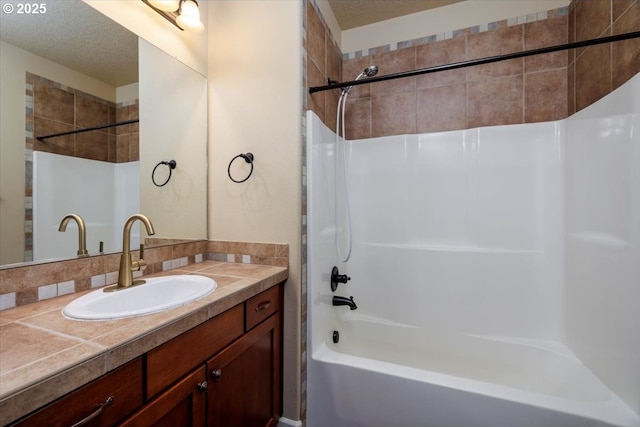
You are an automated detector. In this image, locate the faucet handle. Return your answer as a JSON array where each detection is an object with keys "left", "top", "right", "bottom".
[
  {"left": 331, "top": 266, "right": 351, "bottom": 292},
  {"left": 133, "top": 244, "right": 148, "bottom": 273}
]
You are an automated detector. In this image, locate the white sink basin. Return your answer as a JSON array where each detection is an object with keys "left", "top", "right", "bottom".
[{"left": 63, "top": 275, "right": 217, "bottom": 320}]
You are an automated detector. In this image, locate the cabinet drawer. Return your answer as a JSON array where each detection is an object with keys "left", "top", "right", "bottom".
[
  {"left": 11, "top": 358, "right": 143, "bottom": 427},
  {"left": 245, "top": 285, "right": 281, "bottom": 331},
  {"left": 146, "top": 304, "right": 244, "bottom": 399}
]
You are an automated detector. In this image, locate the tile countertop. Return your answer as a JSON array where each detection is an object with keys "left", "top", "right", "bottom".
[{"left": 0, "top": 261, "right": 288, "bottom": 426}]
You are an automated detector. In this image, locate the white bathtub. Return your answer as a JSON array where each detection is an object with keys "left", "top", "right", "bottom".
[{"left": 308, "top": 315, "right": 639, "bottom": 427}]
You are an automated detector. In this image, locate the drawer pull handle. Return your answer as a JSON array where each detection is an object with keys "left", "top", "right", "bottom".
[
  {"left": 255, "top": 301, "right": 272, "bottom": 312},
  {"left": 211, "top": 369, "right": 222, "bottom": 380},
  {"left": 70, "top": 396, "right": 114, "bottom": 427}
]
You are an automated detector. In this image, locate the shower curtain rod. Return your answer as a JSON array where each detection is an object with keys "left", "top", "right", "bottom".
[
  {"left": 309, "top": 31, "right": 640, "bottom": 94},
  {"left": 36, "top": 119, "right": 140, "bottom": 142}
]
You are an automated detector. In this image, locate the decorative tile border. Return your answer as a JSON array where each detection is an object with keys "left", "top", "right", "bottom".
[
  {"left": 0, "top": 240, "right": 288, "bottom": 311},
  {"left": 342, "top": 7, "right": 569, "bottom": 59},
  {"left": 207, "top": 240, "right": 288, "bottom": 267}
]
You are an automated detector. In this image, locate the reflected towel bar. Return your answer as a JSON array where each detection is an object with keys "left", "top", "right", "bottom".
[{"left": 36, "top": 119, "right": 140, "bottom": 142}]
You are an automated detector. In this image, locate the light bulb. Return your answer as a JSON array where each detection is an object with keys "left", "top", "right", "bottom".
[
  {"left": 148, "top": 0, "right": 180, "bottom": 12},
  {"left": 176, "top": 0, "right": 204, "bottom": 32}
]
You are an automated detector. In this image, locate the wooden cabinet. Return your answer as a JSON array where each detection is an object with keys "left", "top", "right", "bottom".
[
  {"left": 120, "top": 367, "right": 207, "bottom": 427},
  {"left": 207, "top": 312, "right": 281, "bottom": 427},
  {"left": 10, "top": 358, "right": 143, "bottom": 427},
  {"left": 7, "top": 283, "right": 283, "bottom": 427},
  {"left": 142, "top": 283, "right": 284, "bottom": 427},
  {"left": 145, "top": 305, "right": 244, "bottom": 400}
]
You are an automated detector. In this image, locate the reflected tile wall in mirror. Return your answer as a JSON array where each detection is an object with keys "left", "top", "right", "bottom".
[{"left": 23, "top": 73, "right": 139, "bottom": 262}]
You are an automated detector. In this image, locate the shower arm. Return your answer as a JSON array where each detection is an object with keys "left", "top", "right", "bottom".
[{"left": 309, "top": 31, "right": 640, "bottom": 94}]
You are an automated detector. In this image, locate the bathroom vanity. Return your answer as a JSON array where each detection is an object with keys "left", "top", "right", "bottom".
[{"left": 0, "top": 261, "right": 286, "bottom": 427}]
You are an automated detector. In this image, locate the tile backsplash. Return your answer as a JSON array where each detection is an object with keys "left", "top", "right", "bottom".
[{"left": 0, "top": 240, "right": 288, "bottom": 311}]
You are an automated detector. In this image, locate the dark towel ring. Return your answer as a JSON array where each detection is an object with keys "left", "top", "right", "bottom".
[
  {"left": 152, "top": 160, "right": 177, "bottom": 187},
  {"left": 228, "top": 153, "right": 254, "bottom": 183}
]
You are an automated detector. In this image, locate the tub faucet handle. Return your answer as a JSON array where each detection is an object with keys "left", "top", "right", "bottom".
[{"left": 331, "top": 266, "right": 351, "bottom": 292}]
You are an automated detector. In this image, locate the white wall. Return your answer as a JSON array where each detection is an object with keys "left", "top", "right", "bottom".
[
  {"left": 565, "top": 74, "right": 640, "bottom": 415},
  {"left": 348, "top": 123, "right": 564, "bottom": 337},
  {"left": 116, "top": 82, "right": 139, "bottom": 104},
  {"left": 207, "top": 1, "right": 303, "bottom": 421}
]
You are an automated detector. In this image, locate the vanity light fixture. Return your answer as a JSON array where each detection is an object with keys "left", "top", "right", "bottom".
[
  {"left": 176, "top": 0, "right": 205, "bottom": 32},
  {"left": 142, "top": 0, "right": 204, "bottom": 32}
]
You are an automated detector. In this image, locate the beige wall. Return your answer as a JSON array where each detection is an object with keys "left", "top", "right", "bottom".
[
  {"left": 207, "top": 1, "right": 303, "bottom": 421},
  {"left": 0, "top": 41, "right": 118, "bottom": 265},
  {"left": 139, "top": 39, "right": 208, "bottom": 241}
]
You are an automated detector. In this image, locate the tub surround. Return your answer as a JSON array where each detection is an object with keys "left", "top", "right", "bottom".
[{"left": 0, "top": 257, "right": 288, "bottom": 425}]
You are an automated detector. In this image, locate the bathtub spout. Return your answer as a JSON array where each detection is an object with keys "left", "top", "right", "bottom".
[{"left": 333, "top": 295, "right": 357, "bottom": 310}]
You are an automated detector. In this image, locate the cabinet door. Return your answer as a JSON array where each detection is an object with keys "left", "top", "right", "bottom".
[
  {"left": 10, "top": 358, "right": 143, "bottom": 427},
  {"left": 207, "top": 314, "right": 281, "bottom": 427},
  {"left": 146, "top": 305, "right": 244, "bottom": 399},
  {"left": 121, "top": 366, "right": 207, "bottom": 427}
]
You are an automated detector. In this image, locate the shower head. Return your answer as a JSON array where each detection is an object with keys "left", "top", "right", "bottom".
[
  {"left": 344, "top": 65, "right": 379, "bottom": 94},
  {"left": 354, "top": 65, "right": 379, "bottom": 81}
]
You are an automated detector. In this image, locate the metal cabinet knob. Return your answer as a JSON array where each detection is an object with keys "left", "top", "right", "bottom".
[
  {"left": 197, "top": 381, "right": 208, "bottom": 391},
  {"left": 211, "top": 369, "right": 222, "bottom": 380}
]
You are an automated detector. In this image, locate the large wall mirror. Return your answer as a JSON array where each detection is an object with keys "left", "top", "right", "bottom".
[{"left": 0, "top": 0, "right": 207, "bottom": 267}]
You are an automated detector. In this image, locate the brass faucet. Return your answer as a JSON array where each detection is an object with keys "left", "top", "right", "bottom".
[
  {"left": 58, "top": 214, "right": 88, "bottom": 256},
  {"left": 107, "top": 214, "right": 156, "bottom": 292}
]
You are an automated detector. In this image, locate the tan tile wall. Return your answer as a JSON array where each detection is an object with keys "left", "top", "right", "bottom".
[
  {"left": 306, "top": 0, "right": 343, "bottom": 132},
  {"left": 340, "top": 9, "right": 570, "bottom": 139},
  {"left": 308, "top": 0, "right": 639, "bottom": 139},
  {"left": 28, "top": 73, "right": 139, "bottom": 163},
  {"left": 0, "top": 240, "right": 287, "bottom": 311},
  {"left": 569, "top": 0, "right": 640, "bottom": 114},
  {"left": 114, "top": 100, "right": 140, "bottom": 163}
]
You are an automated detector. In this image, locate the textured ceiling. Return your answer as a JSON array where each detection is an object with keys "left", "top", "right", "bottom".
[
  {"left": 0, "top": 0, "right": 138, "bottom": 87},
  {"left": 328, "top": 0, "right": 464, "bottom": 30}
]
